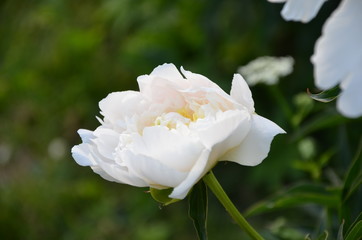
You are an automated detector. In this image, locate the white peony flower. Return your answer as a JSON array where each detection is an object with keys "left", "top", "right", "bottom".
[
  {"left": 71, "top": 63, "right": 285, "bottom": 199},
  {"left": 268, "top": 0, "right": 362, "bottom": 118},
  {"left": 238, "top": 56, "right": 294, "bottom": 86}
]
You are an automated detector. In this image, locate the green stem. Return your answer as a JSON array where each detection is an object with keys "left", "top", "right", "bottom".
[{"left": 203, "top": 171, "right": 264, "bottom": 240}]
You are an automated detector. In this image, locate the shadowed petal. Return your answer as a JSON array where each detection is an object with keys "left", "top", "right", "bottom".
[
  {"left": 337, "top": 63, "right": 362, "bottom": 118},
  {"left": 311, "top": 0, "right": 362, "bottom": 88}
]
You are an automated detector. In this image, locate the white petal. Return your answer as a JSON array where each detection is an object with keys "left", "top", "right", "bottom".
[
  {"left": 222, "top": 114, "right": 285, "bottom": 166},
  {"left": 123, "top": 150, "right": 188, "bottom": 188},
  {"left": 311, "top": 0, "right": 362, "bottom": 89},
  {"left": 230, "top": 74, "right": 255, "bottom": 112},
  {"left": 150, "top": 63, "right": 185, "bottom": 81},
  {"left": 180, "top": 66, "right": 220, "bottom": 89},
  {"left": 77, "top": 129, "right": 94, "bottom": 143},
  {"left": 131, "top": 126, "right": 205, "bottom": 172},
  {"left": 180, "top": 67, "right": 237, "bottom": 104},
  {"left": 92, "top": 127, "right": 119, "bottom": 160},
  {"left": 268, "top": 0, "right": 286, "bottom": 2},
  {"left": 191, "top": 110, "right": 251, "bottom": 151},
  {"left": 71, "top": 144, "right": 97, "bottom": 166},
  {"left": 91, "top": 165, "right": 121, "bottom": 182},
  {"left": 95, "top": 160, "right": 149, "bottom": 187},
  {"left": 281, "top": 0, "right": 326, "bottom": 23},
  {"left": 137, "top": 74, "right": 187, "bottom": 111},
  {"left": 99, "top": 91, "right": 147, "bottom": 128},
  {"left": 169, "top": 149, "right": 211, "bottom": 199},
  {"left": 337, "top": 63, "right": 362, "bottom": 118}
]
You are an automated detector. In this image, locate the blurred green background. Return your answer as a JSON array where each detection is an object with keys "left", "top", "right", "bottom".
[{"left": 0, "top": 0, "right": 361, "bottom": 239}]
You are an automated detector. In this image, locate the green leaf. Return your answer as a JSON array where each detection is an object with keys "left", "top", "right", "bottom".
[
  {"left": 345, "top": 220, "right": 362, "bottom": 240},
  {"left": 149, "top": 188, "right": 180, "bottom": 206},
  {"left": 342, "top": 138, "right": 362, "bottom": 202},
  {"left": 307, "top": 86, "right": 340, "bottom": 103},
  {"left": 189, "top": 181, "right": 208, "bottom": 240},
  {"left": 346, "top": 213, "right": 362, "bottom": 236},
  {"left": 244, "top": 183, "right": 340, "bottom": 217},
  {"left": 341, "top": 138, "right": 362, "bottom": 229}
]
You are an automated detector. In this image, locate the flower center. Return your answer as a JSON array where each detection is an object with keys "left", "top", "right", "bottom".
[{"left": 153, "top": 105, "right": 206, "bottom": 129}]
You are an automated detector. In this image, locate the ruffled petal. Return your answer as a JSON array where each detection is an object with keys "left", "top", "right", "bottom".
[
  {"left": 281, "top": 0, "right": 326, "bottom": 23},
  {"left": 230, "top": 74, "right": 255, "bottom": 112},
  {"left": 99, "top": 91, "right": 148, "bottom": 129},
  {"left": 222, "top": 114, "right": 285, "bottom": 166},
  {"left": 311, "top": 0, "right": 362, "bottom": 90},
  {"left": 92, "top": 127, "right": 119, "bottom": 160},
  {"left": 137, "top": 67, "right": 188, "bottom": 110}
]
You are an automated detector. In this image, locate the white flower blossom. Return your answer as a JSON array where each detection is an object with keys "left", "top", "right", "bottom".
[
  {"left": 238, "top": 56, "right": 294, "bottom": 86},
  {"left": 71, "top": 63, "right": 285, "bottom": 199}
]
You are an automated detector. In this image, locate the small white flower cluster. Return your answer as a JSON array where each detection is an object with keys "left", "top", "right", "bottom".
[{"left": 238, "top": 56, "right": 294, "bottom": 86}]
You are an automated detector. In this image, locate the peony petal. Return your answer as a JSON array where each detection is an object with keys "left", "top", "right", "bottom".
[
  {"left": 191, "top": 110, "right": 251, "bottom": 151},
  {"left": 230, "top": 74, "right": 255, "bottom": 112},
  {"left": 280, "top": 0, "right": 326, "bottom": 23},
  {"left": 180, "top": 67, "right": 221, "bottom": 90},
  {"left": 169, "top": 149, "right": 211, "bottom": 199},
  {"left": 99, "top": 91, "right": 148, "bottom": 129},
  {"left": 95, "top": 160, "right": 149, "bottom": 187},
  {"left": 92, "top": 127, "right": 119, "bottom": 160},
  {"left": 77, "top": 129, "right": 94, "bottom": 143},
  {"left": 337, "top": 63, "right": 362, "bottom": 118},
  {"left": 222, "top": 114, "right": 285, "bottom": 166},
  {"left": 150, "top": 63, "right": 185, "bottom": 81},
  {"left": 123, "top": 150, "right": 188, "bottom": 188},
  {"left": 138, "top": 77, "right": 187, "bottom": 112},
  {"left": 311, "top": 0, "right": 362, "bottom": 90},
  {"left": 180, "top": 67, "right": 238, "bottom": 105},
  {"left": 71, "top": 144, "right": 97, "bottom": 166},
  {"left": 130, "top": 126, "right": 205, "bottom": 172},
  {"left": 91, "top": 165, "right": 120, "bottom": 182}
]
